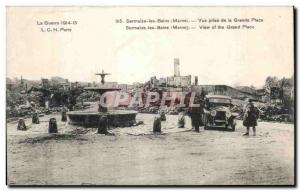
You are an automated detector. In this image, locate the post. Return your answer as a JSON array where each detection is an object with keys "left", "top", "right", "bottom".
[
  {"left": 98, "top": 115, "right": 108, "bottom": 134},
  {"left": 32, "top": 112, "right": 40, "bottom": 124},
  {"left": 61, "top": 107, "right": 67, "bottom": 122},
  {"left": 153, "top": 116, "right": 162, "bottom": 133},
  {"left": 17, "top": 118, "right": 27, "bottom": 130},
  {"left": 49, "top": 118, "right": 58, "bottom": 133}
]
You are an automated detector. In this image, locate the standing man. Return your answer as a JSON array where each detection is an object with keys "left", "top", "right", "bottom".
[
  {"left": 243, "top": 102, "right": 259, "bottom": 136},
  {"left": 187, "top": 98, "right": 204, "bottom": 132}
]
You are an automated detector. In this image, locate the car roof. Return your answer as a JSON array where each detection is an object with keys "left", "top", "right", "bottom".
[{"left": 205, "top": 95, "right": 232, "bottom": 100}]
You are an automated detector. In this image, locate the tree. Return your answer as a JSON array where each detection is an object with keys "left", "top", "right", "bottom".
[
  {"left": 264, "top": 76, "right": 279, "bottom": 92},
  {"left": 278, "top": 77, "right": 292, "bottom": 89}
]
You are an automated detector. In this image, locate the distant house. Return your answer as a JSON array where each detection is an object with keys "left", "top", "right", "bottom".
[
  {"left": 256, "top": 88, "right": 267, "bottom": 102},
  {"left": 192, "top": 85, "right": 260, "bottom": 101}
]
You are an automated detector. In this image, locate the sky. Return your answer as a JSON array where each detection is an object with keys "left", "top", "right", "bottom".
[{"left": 6, "top": 7, "right": 294, "bottom": 88}]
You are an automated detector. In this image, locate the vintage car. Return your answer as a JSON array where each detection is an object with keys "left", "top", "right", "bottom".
[{"left": 203, "top": 95, "right": 238, "bottom": 131}]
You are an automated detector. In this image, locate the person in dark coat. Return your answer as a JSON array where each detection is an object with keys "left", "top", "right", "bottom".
[
  {"left": 188, "top": 106, "right": 203, "bottom": 132},
  {"left": 187, "top": 98, "right": 204, "bottom": 132},
  {"left": 243, "top": 102, "right": 259, "bottom": 136}
]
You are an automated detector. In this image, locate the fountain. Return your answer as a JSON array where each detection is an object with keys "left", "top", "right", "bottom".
[{"left": 67, "top": 70, "right": 137, "bottom": 127}]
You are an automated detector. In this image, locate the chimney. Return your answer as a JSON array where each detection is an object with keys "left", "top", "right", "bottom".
[
  {"left": 174, "top": 58, "right": 180, "bottom": 77},
  {"left": 195, "top": 76, "right": 198, "bottom": 85}
]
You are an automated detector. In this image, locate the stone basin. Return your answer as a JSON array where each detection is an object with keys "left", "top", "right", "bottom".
[{"left": 67, "top": 110, "right": 138, "bottom": 127}]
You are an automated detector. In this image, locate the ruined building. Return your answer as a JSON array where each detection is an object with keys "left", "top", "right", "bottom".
[{"left": 149, "top": 58, "right": 192, "bottom": 88}]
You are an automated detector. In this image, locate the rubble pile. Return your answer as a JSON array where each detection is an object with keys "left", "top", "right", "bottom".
[
  {"left": 258, "top": 105, "right": 293, "bottom": 122},
  {"left": 231, "top": 102, "right": 294, "bottom": 123},
  {"left": 75, "top": 91, "right": 99, "bottom": 103},
  {"left": 6, "top": 82, "right": 96, "bottom": 120}
]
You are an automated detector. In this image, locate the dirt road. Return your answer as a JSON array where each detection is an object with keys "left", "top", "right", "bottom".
[{"left": 7, "top": 113, "right": 294, "bottom": 185}]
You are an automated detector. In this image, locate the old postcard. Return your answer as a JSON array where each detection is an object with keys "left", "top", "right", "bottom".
[{"left": 6, "top": 6, "right": 294, "bottom": 186}]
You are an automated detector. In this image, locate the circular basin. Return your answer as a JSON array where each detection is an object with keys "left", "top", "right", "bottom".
[{"left": 67, "top": 110, "right": 138, "bottom": 127}]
